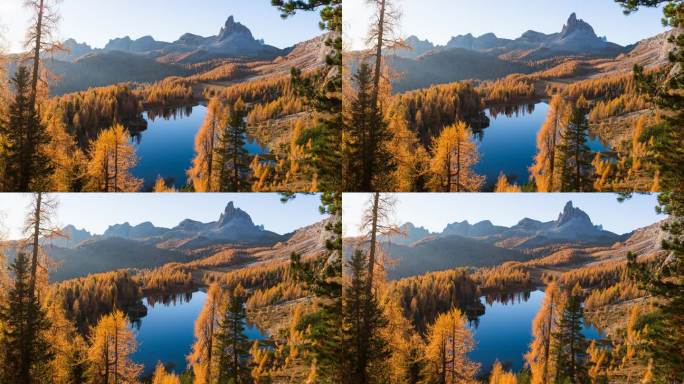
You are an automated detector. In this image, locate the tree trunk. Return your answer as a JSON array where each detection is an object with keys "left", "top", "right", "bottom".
[
  {"left": 29, "top": 0, "right": 44, "bottom": 108},
  {"left": 456, "top": 135, "right": 461, "bottom": 192},
  {"left": 28, "top": 193, "right": 41, "bottom": 300},
  {"left": 549, "top": 117, "right": 558, "bottom": 192},
  {"left": 542, "top": 296, "right": 554, "bottom": 384},
  {"left": 371, "top": 0, "right": 386, "bottom": 105},
  {"left": 206, "top": 300, "right": 215, "bottom": 384},
  {"left": 233, "top": 314, "right": 239, "bottom": 382},
  {"left": 366, "top": 192, "right": 380, "bottom": 294},
  {"left": 233, "top": 128, "right": 239, "bottom": 191},
  {"left": 103, "top": 329, "right": 110, "bottom": 384},
  {"left": 114, "top": 324, "right": 119, "bottom": 384},
  {"left": 575, "top": 126, "right": 581, "bottom": 192},
  {"left": 207, "top": 118, "right": 216, "bottom": 192},
  {"left": 113, "top": 135, "right": 119, "bottom": 192}
]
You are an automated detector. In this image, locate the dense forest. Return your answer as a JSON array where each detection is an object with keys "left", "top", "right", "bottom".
[
  {"left": 342, "top": 187, "right": 682, "bottom": 383},
  {"left": 342, "top": 0, "right": 675, "bottom": 193},
  {"left": 0, "top": 0, "right": 341, "bottom": 193},
  {"left": 0, "top": 189, "right": 342, "bottom": 383}
]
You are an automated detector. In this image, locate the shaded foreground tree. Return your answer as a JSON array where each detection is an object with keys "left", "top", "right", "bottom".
[
  {"left": 0, "top": 252, "right": 53, "bottom": 384},
  {"left": 558, "top": 97, "right": 593, "bottom": 192},
  {"left": 214, "top": 98, "right": 251, "bottom": 192},
  {"left": 615, "top": 1, "right": 684, "bottom": 382},
  {"left": 213, "top": 288, "right": 250, "bottom": 383},
  {"left": 0, "top": 66, "right": 51, "bottom": 191},
  {"left": 272, "top": 0, "right": 342, "bottom": 192},
  {"left": 345, "top": 63, "right": 394, "bottom": 191},
  {"left": 552, "top": 284, "right": 588, "bottom": 384},
  {"left": 286, "top": 192, "right": 342, "bottom": 383},
  {"left": 341, "top": 250, "right": 389, "bottom": 384}
]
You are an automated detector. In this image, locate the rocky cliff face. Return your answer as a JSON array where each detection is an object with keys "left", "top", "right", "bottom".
[
  {"left": 217, "top": 16, "right": 254, "bottom": 42},
  {"left": 555, "top": 200, "right": 594, "bottom": 228},
  {"left": 217, "top": 201, "right": 255, "bottom": 229}
]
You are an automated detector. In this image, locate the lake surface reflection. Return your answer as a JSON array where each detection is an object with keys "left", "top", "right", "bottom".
[
  {"left": 130, "top": 291, "right": 268, "bottom": 376},
  {"left": 131, "top": 105, "right": 269, "bottom": 189},
  {"left": 473, "top": 102, "right": 609, "bottom": 188},
  {"left": 469, "top": 289, "right": 602, "bottom": 375}
]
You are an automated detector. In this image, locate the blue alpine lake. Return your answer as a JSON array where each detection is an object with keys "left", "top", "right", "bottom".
[
  {"left": 474, "top": 102, "right": 609, "bottom": 188},
  {"left": 469, "top": 289, "right": 602, "bottom": 375},
  {"left": 130, "top": 105, "right": 269, "bottom": 190},
  {"left": 129, "top": 291, "right": 268, "bottom": 376}
]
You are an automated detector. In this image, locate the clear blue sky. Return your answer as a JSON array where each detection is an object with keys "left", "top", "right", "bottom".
[
  {"left": 343, "top": 193, "right": 664, "bottom": 237},
  {"left": 0, "top": 193, "right": 324, "bottom": 239},
  {"left": 0, "top": 0, "right": 322, "bottom": 53},
  {"left": 344, "top": 0, "right": 668, "bottom": 50}
]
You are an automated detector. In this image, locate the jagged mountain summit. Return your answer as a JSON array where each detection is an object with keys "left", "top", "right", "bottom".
[
  {"left": 56, "top": 15, "right": 282, "bottom": 63},
  {"left": 382, "top": 201, "right": 626, "bottom": 249},
  {"left": 97, "top": 201, "right": 281, "bottom": 244},
  {"left": 395, "top": 13, "right": 626, "bottom": 61}
]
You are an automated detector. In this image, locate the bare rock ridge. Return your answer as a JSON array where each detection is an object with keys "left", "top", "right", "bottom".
[
  {"left": 60, "top": 15, "right": 280, "bottom": 61},
  {"left": 395, "top": 13, "right": 626, "bottom": 60},
  {"left": 217, "top": 201, "right": 256, "bottom": 229},
  {"left": 217, "top": 15, "right": 254, "bottom": 42},
  {"left": 383, "top": 201, "right": 624, "bottom": 248}
]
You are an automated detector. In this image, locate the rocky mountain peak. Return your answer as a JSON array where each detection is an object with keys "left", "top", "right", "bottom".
[
  {"left": 218, "top": 15, "right": 254, "bottom": 42},
  {"left": 560, "top": 12, "right": 597, "bottom": 38},
  {"left": 556, "top": 201, "right": 593, "bottom": 227},
  {"left": 217, "top": 202, "right": 254, "bottom": 228}
]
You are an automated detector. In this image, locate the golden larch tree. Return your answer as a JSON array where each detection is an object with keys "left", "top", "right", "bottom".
[
  {"left": 387, "top": 105, "right": 429, "bottom": 191},
  {"left": 187, "top": 283, "right": 224, "bottom": 384},
  {"left": 429, "top": 122, "right": 484, "bottom": 192},
  {"left": 490, "top": 360, "right": 517, "bottom": 384},
  {"left": 494, "top": 173, "right": 522, "bottom": 192},
  {"left": 151, "top": 363, "right": 180, "bottom": 384},
  {"left": 525, "top": 282, "right": 563, "bottom": 384},
  {"left": 530, "top": 94, "right": 569, "bottom": 192},
  {"left": 423, "top": 307, "right": 479, "bottom": 384},
  {"left": 187, "top": 98, "right": 227, "bottom": 192},
  {"left": 86, "top": 310, "right": 142, "bottom": 384},
  {"left": 87, "top": 124, "right": 141, "bottom": 192}
]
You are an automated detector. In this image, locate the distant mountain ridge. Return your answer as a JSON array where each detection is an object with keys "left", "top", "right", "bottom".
[
  {"left": 55, "top": 15, "right": 282, "bottom": 63},
  {"left": 23, "top": 15, "right": 328, "bottom": 95},
  {"left": 52, "top": 201, "right": 284, "bottom": 248},
  {"left": 394, "top": 13, "right": 625, "bottom": 60},
  {"left": 30, "top": 201, "right": 326, "bottom": 281},
  {"left": 388, "top": 201, "right": 626, "bottom": 248},
  {"left": 373, "top": 13, "right": 664, "bottom": 92},
  {"left": 345, "top": 201, "right": 662, "bottom": 281}
]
